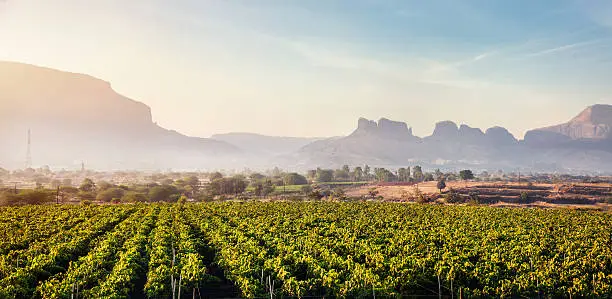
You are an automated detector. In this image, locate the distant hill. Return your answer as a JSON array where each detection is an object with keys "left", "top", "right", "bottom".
[
  {"left": 289, "top": 107, "right": 612, "bottom": 172},
  {"left": 1, "top": 61, "right": 610, "bottom": 173},
  {"left": 0, "top": 61, "right": 238, "bottom": 169},
  {"left": 211, "top": 133, "right": 323, "bottom": 156},
  {"left": 525, "top": 104, "right": 612, "bottom": 145}
]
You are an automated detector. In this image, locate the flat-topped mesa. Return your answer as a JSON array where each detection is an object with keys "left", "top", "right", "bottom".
[
  {"left": 459, "top": 124, "right": 485, "bottom": 143},
  {"left": 484, "top": 126, "right": 518, "bottom": 146},
  {"left": 430, "top": 121, "right": 459, "bottom": 139},
  {"left": 352, "top": 117, "right": 414, "bottom": 139},
  {"left": 378, "top": 118, "right": 413, "bottom": 136},
  {"left": 357, "top": 117, "right": 379, "bottom": 132}
]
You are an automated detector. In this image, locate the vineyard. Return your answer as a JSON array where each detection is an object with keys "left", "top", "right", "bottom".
[{"left": 0, "top": 203, "right": 611, "bottom": 298}]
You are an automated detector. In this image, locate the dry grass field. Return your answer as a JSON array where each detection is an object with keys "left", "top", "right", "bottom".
[{"left": 346, "top": 181, "right": 612, "bottom": 210}]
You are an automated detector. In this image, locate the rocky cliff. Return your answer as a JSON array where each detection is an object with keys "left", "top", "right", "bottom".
[
  {"left": 0, "top": 61, "right": 238, "bottom": 169},
  {"left": 525, "top": 104, "right": 612, "bottom": 142}
]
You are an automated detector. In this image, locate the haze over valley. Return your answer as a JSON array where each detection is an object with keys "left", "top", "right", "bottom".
[{"left": 1, "top": 61, "right": 611, "bottom": 173}]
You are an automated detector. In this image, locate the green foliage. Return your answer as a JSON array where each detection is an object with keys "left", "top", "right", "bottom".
[
  {"left": 79, "top": 178, "right": 96, "bottom": 192},
  {"left": 121, "top": 191, "right": 148, "bottom": 203},
  {"left": 96, "top": 187, "right": 125, "bottom": 202},
  {"left": 300, "top": 185, "right": 313, "bottom": 195},
  {"left": 209, "top": 176, "right": 248, "bottom": 196},
  {"left": 437, "top": 179, "right": 447, "bottom": 192},
  {"left": 209, "top": 172, "right": 224, "bottom": 181},
  {"left": 459, "top": 170, "right": 475, "bottom": 181},
  {"left": 444, "top": 189, "right": 463, "bottom": 203},
  {"left": 0, "top": 204, "right": 609, "bottom": 298},
  {"left": 413, "top": 187, "right": 428, "bottom": 204},
  {"left": 253, "top": 180, "right": 275, "bottom": 197},
  {"left": 148, "top": 185, "right": 181, "bottom": 202},
  {"left": 374, "top": 168, "right": 396, "bottom": 182},
  {"left": 0, "top": 189, "right": 53, "bottom": 206},
  {"left": 283, "top": 173, "right": 308, "bottom": 185},
  {"left": 397, "top": 168, "right": 411, "bottom": 182},
  {"left": 315, "top": 169, "right": 334, "bottom": 183},
  {"left": 368, "top": 188, "right": 379, "bottom": 199},
  {"left": 520, "top": 192, "right": 530, "bottom": 203},
  {"left": 412, "top": 166, "right": 424, "bottom": 182}
]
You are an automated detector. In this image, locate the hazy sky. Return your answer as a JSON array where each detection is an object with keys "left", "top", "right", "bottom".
[{"left": 1, "top": 0, "right": 612, "bottom": 138}]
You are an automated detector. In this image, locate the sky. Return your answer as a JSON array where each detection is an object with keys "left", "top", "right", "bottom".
[{"left": 1, "top": 0, "right": 612, "bottom": 138}]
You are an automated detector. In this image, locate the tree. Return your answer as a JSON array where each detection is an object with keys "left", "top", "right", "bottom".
[
  {"left": 364, "top": 165, "right": 371, "bottom": 180},
  {"left": 97, "top": 181, "right": 114, "bottom": 192},
  {"left": 51, "top": 179, "right": 62, "bottom": 189},
  {"left": 368, "top": 188, "right": 379, "bottom": 200},
  {"left": 434, "top": 169, "right": 443, "bottom": 180},
  {"left": 374, "top": 168, "right": 396, "bottom": 182},
  {"left": 437, "top": 179, "right": 447, "bottom": 193},
  {"left": 459, "top": 169, "right": 475, "bottom": 181},
  {"left": 148, "top": 185, "right": 180, "bottom": 202},
  {"left": 412, "top": 166, "right": 424, "bottom": 182},
  {"left": 77, "top": 191, "right": 96, "bottom": 202},
  {"left": 79, "top": 178, "right": 96, "bottom": 192},
  {"left": 424, "top": 173, "right": 435, "bottom": 182},
  {"left": 300, "top": 185, "right": 313, "bottom": 195},
  {"left": 352, "top": 167, "right": 364, "bottom": 182},
  {"left": 253, "top": 180, "right": 275, "bottom": 197},
  {"left": 250, "top": 173, "right": 266, "bottom": 181},
  {"left": 333, "top": 168, "right": 350, "bottom": 181},
  {"left": 209, "top": 172, "right": 223, "bottom": 181},
  {"left": 96, "top": 188, "right": 125, "bottom": 202},
  {"left": 121, "top": 192, "right": 148, "bottom": 203},
  {"left": 397, "top": 167, "right": 411, "bottom": 182},
  {"left": 306, "top": 170, "right": 317, "bottom": 181},
  {"left": 315, "top": 169, "right": 334, "bottom": 183},
  {"left": 342, "top": 165, "right": 350, "bottom": 173},
  {"left": 182, "top": 176, "right": 200, "bottom": 192},
  {"left": 1, "top": 190, "right": 53, "bottom": 206},
  {"left": 209, "top": 176, "right": 248, "bottom": 196},
  {"left": 62, "top": 178, "right": 73, "bottom": 187},
  {"left": 283, "top": 173, "right": 308, "bottom": 185}
]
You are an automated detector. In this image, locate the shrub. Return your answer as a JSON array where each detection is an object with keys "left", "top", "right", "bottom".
[
  {"left": 121, "top": 192, "right": 148, "bottom": 203},
  {"left": 444, "top": 189, "right": 463, "bottom": 204},
  {"left": 520, "top": 192, "right": 529, "bottom": 203},
  {"left": 96, "top": 188, "right": 125, "bottom": 202},
  {"left": 414, "top": 188, "right": 428, "bottom": 204},
  {"left": 300, "top": 185, "right": 313, "bottom": 195}
]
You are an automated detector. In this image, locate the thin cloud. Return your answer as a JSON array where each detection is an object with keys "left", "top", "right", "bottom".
[{"left": 525, "top": 39, "right": 602, "bottom": 57}]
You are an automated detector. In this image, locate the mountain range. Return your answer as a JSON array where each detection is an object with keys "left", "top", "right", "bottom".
[{"left": 1, "top": 61, "right": 611, "bottom": 173}]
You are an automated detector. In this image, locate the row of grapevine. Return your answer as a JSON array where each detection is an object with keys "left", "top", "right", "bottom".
[
  {"left": 38, "top": 207, "right": 156, "bottom": 298},
  {"left": 185, "top": 202, "right": 612, "bottom": 298},
  {"left": 0, "top": 206, "right": 96, "bottom": 255},
  {"left": 0, "top": 203, "right": 609, "bottom": 298},
  {"left": 86, "top": 206, "right": 159, "bottom": 298},
  {"left": 0, "top": 206, "right": 136, "bottom": 298}
]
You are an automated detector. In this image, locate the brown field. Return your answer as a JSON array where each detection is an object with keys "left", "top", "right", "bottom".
[{"left": 346, "top": 181, "right": 612, "bottom": 210}]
